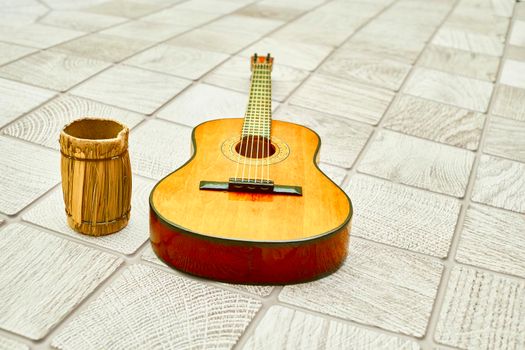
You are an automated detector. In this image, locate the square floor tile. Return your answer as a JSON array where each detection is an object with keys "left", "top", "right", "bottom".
[
  {"left": 471, "top": 155, "right": 525, "bottom": 213},
  {"left": 492, "top": 84, "right": 525, "bottom": 122},
  {"left": 126, "top": 44, "right": 229, "bottom": 80},
  {"left": 319, "top": 50, "right": 411, "bottom": 91},
  {"left": 0, "top": 136, "right": 60, "bottom": 215},
  {"left": 143, "top": 8, "right": 220, "bottom": 27},
  {"left": 243, "top": 306, "right": 420, "bottom": 350},
  {"left": 2, "top": 94, "right": 144, "bottom": 149},
  {"left": 0, "top": 23, "right": 84, "bottom": 49},
  {"left": 23, "top": 176, "right": 154, "bottom": 255},
  {"left": 484, "top": 116, "right": 525, "bottom": 162},
  {"left": 84, "top": 0, "right": 168, "bottom": 18},
  {"left": 72, "top": 65, "right": 191, "bottom": 114},
  {"left": 356, "top": 19, "right": 436, "bottom": 49},
  {"left": 205, "top": 14, "right": 284, "bottom": 38},
  {"left": 167, "top": 27, "right": 258, "bottom": 54},
  {"left": 419, "top": 45, "right": 500, "bottom": 82},
  {"left": 240, "top": 37, "right": 333, "bottom": 71},
  {"left": 235, "top": 2, "right": 303, "bottom": 22},
  {"left": 0, "top": 42, "right": 36, "bottom": 66},
  {"left": 435, "top": 266, "right": 525, "bottom": 350},
  {"left": 500, "top": 59, "right": 525, "bottom": 89},
  {"left": 129, "top": 119, "right": 191, "bottom": 179},
  {"left": 510, "top": 20, "right": 525, "bottom": 47},
  {"left": 0, "top": 336, "right": 29, "bottom": 350},
  {"left": 204, "top": 56, "right": 308, "bottom": 102},
  {"left": 289, "top": 74, "right": 395, "bottom": 125},
  {"left": 274, "top": 105, "right": 373, "bottom": 168},
  {"left": 157, "top": 83, "right": 252, "bottom": 126},
  {"left": 52, "top": 264, "right": 261, "bottom": 349},
  {"left": 0, "top": 51, "right": 111, "bottom": 92},
  {"left": 345, "top": 174, "right": 461, "bottom": 257},
  {"left": 383, "top": 94, "right": 485, "bottom": 150},
  {"left": 102, "top": 20, "right": 189, "bottom": 41},
  {"left": 141, "top": 245, "right": 274, "bottom": 297},
  {"left": 432, "top": 27, "right": 504, "bottom": 56},
  {"left": 343, "top": 35, "right": 424, "bottom": 64},
  {"left": 279, "top": 238, "right": 443, "bottom": 337},
  {"left": 39, "top": 10, "right": 127, "bottom": 32},
  {"left": 457, "top": 204, "right": 525, "bottom": 278},
  {"left": 405, "top": 68, "right": 493, "bottom": 112},
  {"left": 445, "top": 9, "right": 510, "bottom": 40},
  {"left": 358, "top": 131, "right": 475, "bottom": 197},
  {"left": 53, "top": 33, "right": 153, "bottom": 63},
  {"left": 175, "top": 0, "right": 246, "bottom": 14},
  {"left": 0, "top": 77, "right": 56, "bottom": 128},
  {"left": 0, "top": 223, "right": 121, "bottom": 340},
  {"left": 319, "top": 163, "right": 347, "bottom": 185}
]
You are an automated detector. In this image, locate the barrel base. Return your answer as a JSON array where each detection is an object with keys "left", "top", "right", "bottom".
[{"left": 67, "top": 212, "right": 130, "bottom": 236}]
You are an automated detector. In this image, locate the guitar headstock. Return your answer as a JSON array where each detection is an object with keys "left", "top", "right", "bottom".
[{"left": 251, "top": 53, "right": 273, "bottom": 71}]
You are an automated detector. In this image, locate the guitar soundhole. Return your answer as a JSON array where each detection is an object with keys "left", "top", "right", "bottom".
[{"left": 235, "top": 136, "right": 276, "bottom": 158}]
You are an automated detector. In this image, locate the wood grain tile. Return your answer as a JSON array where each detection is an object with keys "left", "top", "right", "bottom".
[
  {"left": 404, "top": 68, "right": 493, "bottom": 112},
  {"left": 53, "top": 33, "right": 153, "bottom": 63},
  {"left": 204, "top": 56, "right": 308, "bottom": 102},
  {"left": 471, "top": 155, "right": 525, "bottom": 213},
  {"left": 445, "top": 13, "right": 509, "bottom": 40},
  {"left": 341, "top": 36, "right": 424, "bottom": 64},
  {"left": 142, "top": 8, "right": 220, "bottom": 27},
  {"left": 383, "top": 94, "right": 485, "bottom": 150},
  {"left": 102, "top": 20, "right": 189, "bottom": 41},
  {"left": 279, "top": 238, "right": 443, "bottom": 337},
  {"left": 345, "top": 174, "right": 461, "bottom": 257},
  {"left": 492, "top": 84, "right": 525, "bottom": 122},
  {"left": 484, "top": 116, "right": 525, "bottom": 162},
  {"left": 289, "top": 74, "right": 395, "bottom": 125},
  {"left": 141, "top": 245, "right": 274, "bottom": 297},
  {"left": 274, "top": 105, "right": 373, "bottom": 168},
  {"left": 235, "top": 2, "right": 303, "bottom": 22},
  {"left": 84, "top": 0, "right": 167, "bottom": 18},
  {"left": 457, "top": 204, "right": 525, "bottom": 278},
  {"left": 454, "top": 0, "right": 514, "bottom": 18},
  {"left": 432, "top": 27, "right": 504, "bottom": 56},
  {"left": 72, "top": 65, "right": 190, "bottom": 114},
  {"left": 205, "top": 14, "right": 284, "bottom": 37},
  {"left": 510, "top": 20, "right": 525, "bottom": 47},
  {"left": 39, "top": 10, "right": 127, "bottom": 32},
  {"left": 0, "top": 336, "right": 29, "bottom": 350},
  {"left": 0, "top": 23, "right": 84, "bottom": 49},
  {"left": 500, "top": 59, "right": 525, "bottom": 89},
  {"left": 0, "top": 42, "right": 36, "bottom": 66},
  {"left": 129, "top": 119, "right": 191, "bottom": 179},
  {"left": 0, "top": 77, "right": 55, "bottom": 128},
  {"left": 435, "top": 266, "right": 525, "bottom": 350},
  {"left": 0, "top": 136, "right": 60, "bottom": 215},
  {"left": 358, "top": 131, "right": 475, "bottom": 197},
  {"left": 243, "top": 306, "right": 420, "bottom": 350},
  {"left": 356, "top": 19, "right": 436, "bottom": 48},
  {"left": 0, "top": 51, "right": 111, "bottom": 92},
  {"left": 175, "top": 0, "right": 246, "bottom": 14},
  {"left": 0, "top": 223, "right": 121, "bottom": 340},
  {"left": 2, "top": 94, "right": 143, "bottom": 149},
  {"left": 23, "top": 176, "right": 154, "bottom": 255},
  {"left": 51, "top": 264, "right": 261, "bottom": 349},
  {"left": 167, "top": 27, "right": 258, "bottom": 54},
  {"left": 126, "top": 44, "right": 229, "bottom": 80},
  {"left": 419, "top": 45, "right": 500, "bottom": 82},
  {"left": 319, "top": 50, "right": 412, "bottom": 91}
]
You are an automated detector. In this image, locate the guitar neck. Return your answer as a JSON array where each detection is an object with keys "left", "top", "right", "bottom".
[{"left": 242, "top": 58, "right": 272, "bottom": 139}]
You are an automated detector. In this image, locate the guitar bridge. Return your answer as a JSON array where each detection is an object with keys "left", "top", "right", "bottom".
[{"left": 199, "top": 178, "right": 302, "bottom": 196}]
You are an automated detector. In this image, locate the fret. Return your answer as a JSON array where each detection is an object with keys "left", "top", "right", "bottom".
[{"left": 242, "top": 60, "right": 272, "bottom": 138}]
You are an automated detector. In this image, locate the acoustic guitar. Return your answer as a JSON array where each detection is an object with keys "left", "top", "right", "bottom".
[{"left": 150, "top": 54, "right": 352, "bottom": 284}]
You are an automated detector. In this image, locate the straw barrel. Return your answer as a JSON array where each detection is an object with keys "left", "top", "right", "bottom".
[{"left": 60, "top": 118, "right": 132, "bottom": 236}]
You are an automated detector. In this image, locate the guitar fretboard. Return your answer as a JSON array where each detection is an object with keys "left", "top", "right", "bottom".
[{"left": 241, "top": 62, "right": 272, "bottom": 139}]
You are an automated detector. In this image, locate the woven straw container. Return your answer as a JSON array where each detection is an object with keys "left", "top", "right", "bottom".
[{"left": 60, "top": 118, "right": 132, "bottom": 236}]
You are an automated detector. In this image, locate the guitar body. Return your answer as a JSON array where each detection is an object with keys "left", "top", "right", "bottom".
[{"left": 149, "top": 118, "right": 352, "bottom": 284}]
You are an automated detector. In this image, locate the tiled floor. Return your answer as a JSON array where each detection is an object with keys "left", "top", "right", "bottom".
[{"left": 0, "top": 0, "right": 524, "bottom": 349}]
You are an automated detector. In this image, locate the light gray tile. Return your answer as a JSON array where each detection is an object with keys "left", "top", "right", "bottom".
[
  {"left": 484, "top": 116, "right": 525, "bottom": 162},
  {"left": 319, "top": 163, "right": 346, "bottom": 186},
  {"left": 359, "top": 131, "right": 475, "bottom": 197},
  {"left": 274, "top": 105, "right": 373, "bottom": 168},
  {"left": 0, "top": 23, "right": 84, "bottom": 49},
  {"left": 345, "top": 174, "right": 461, "bottom": 257},
  {"left": 0, "top": 77, "right": 56, "bottom": 128},
  {"left": 355, "top": 19, "right": 436, "bottom": 49},
  {"left": 102, "top": 20, "right": 189, "bottom": 41},
  {"left": 141, "top": 245, "right": 274, "bottom": 297},
  {"left": 445, "top": 9, "right": 510, "bottom": 40},
  {"left": 279, "top": 239, "right": 443, "bottom": 337},
  {"left": 2, "top": 94, "right": 143, "bottom": 149},
  {"left": 404, "top": 68, "right": 493, "bottom": 112},
  {"left": 419, "top": 45, "right": 500, "bottom": 82},
  {"left": 84, "top": 0, "right": 168, "bottom": 18},
  {"left": 0, "top": 42, "right": 36, "bottom": 66},
  {"left": 0, "top": 136, "right": 60, "bottom": 215},
  {"left": 383, "top": 94, "right": 485, "bottom": 150},
  {"left": 129, "top": 119, "right": 191, "bottom": 179},
  {"left": 39, "top": 10, "right": 127, "bottom": 32},
  {"left": 289, "top": 74, "right": 395, "bottom": 125},
  {"left": 240, "top": 37, "right": 333, "bottom": 71},
  {"left": 205, "top": 14, "right": 284, "bottom": 37},
  {"left": 457, "top": 204, "right": 525, "bottom": 278},
  {"left": 492, "top": 84, "right": 525, "bottom": 122},
  {"left": 53, "top": 33, "right": 153, "bottom": 63},
  {"left": 204, "top": 56, "right": 308, "bottom": 102},
  {"left": 167, "top": 27, "right": 259, "bottom": 54},
  {"left": 432, "top": 27, "right": 504, "bottom": 56},
  {"left": 471, "top": 155, "right": 525, "bottom": 213},
  {"left": 235, "top": 2, "right": 303, "bottom": 22},
  {"left": 341, "top": 36, "right": 424, "bottom": 64},
  {"left": 52, "top": 264, "right": 261, "bottom": 349},
  {"left": 0, "top": 335, "right": 30, "bottom": 350},
  {"left": 510, "top": 20, "right": 525, "bottom": 47},
  {"left": 126, "top": 44, "right": 229, "bottom": 80},
  {"left": 143, "top": 8, "right": 220, "bottom": 26},
  {"left": 435, "top": 266, "right": 525, "bottom": 350},
  {"left": 243, "top": 306, "right": 420, "bottom": 350},
  {"left": 23, "top": 176, "right": 154, "bottom": 255},
  {"left": 72, "top": 65, "right": 191, "bottom": 114},
  {"left": 453, "top": 0, "right": 514, "bottom": 18},
  {"left": 175, "top": 0, "right": 246, "bottom": 14},
  {"left": 0, "top": 51, "right": 111, "bottom": 92},
  {"left": 0, "top": 223, "right": 121, "bottom": 340},
  {"left": 500, "top": 59, "right": 525, "bottom": 89},
  {"left": 319, "top": 50, "right": 411, "bottom": 91}
]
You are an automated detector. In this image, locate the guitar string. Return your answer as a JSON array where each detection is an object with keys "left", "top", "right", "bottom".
[
  {"left": 246, "top": 63, "right": 257, "bottom": 183},
  {"left": 239, "top": 56, "right": 255, "bottom": 181},
  {"left": 266, "top": 63, "right": 271, "bottom": 184},
  {"left": 254, "top": 63, "right": 263, "bottom": 183}
]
